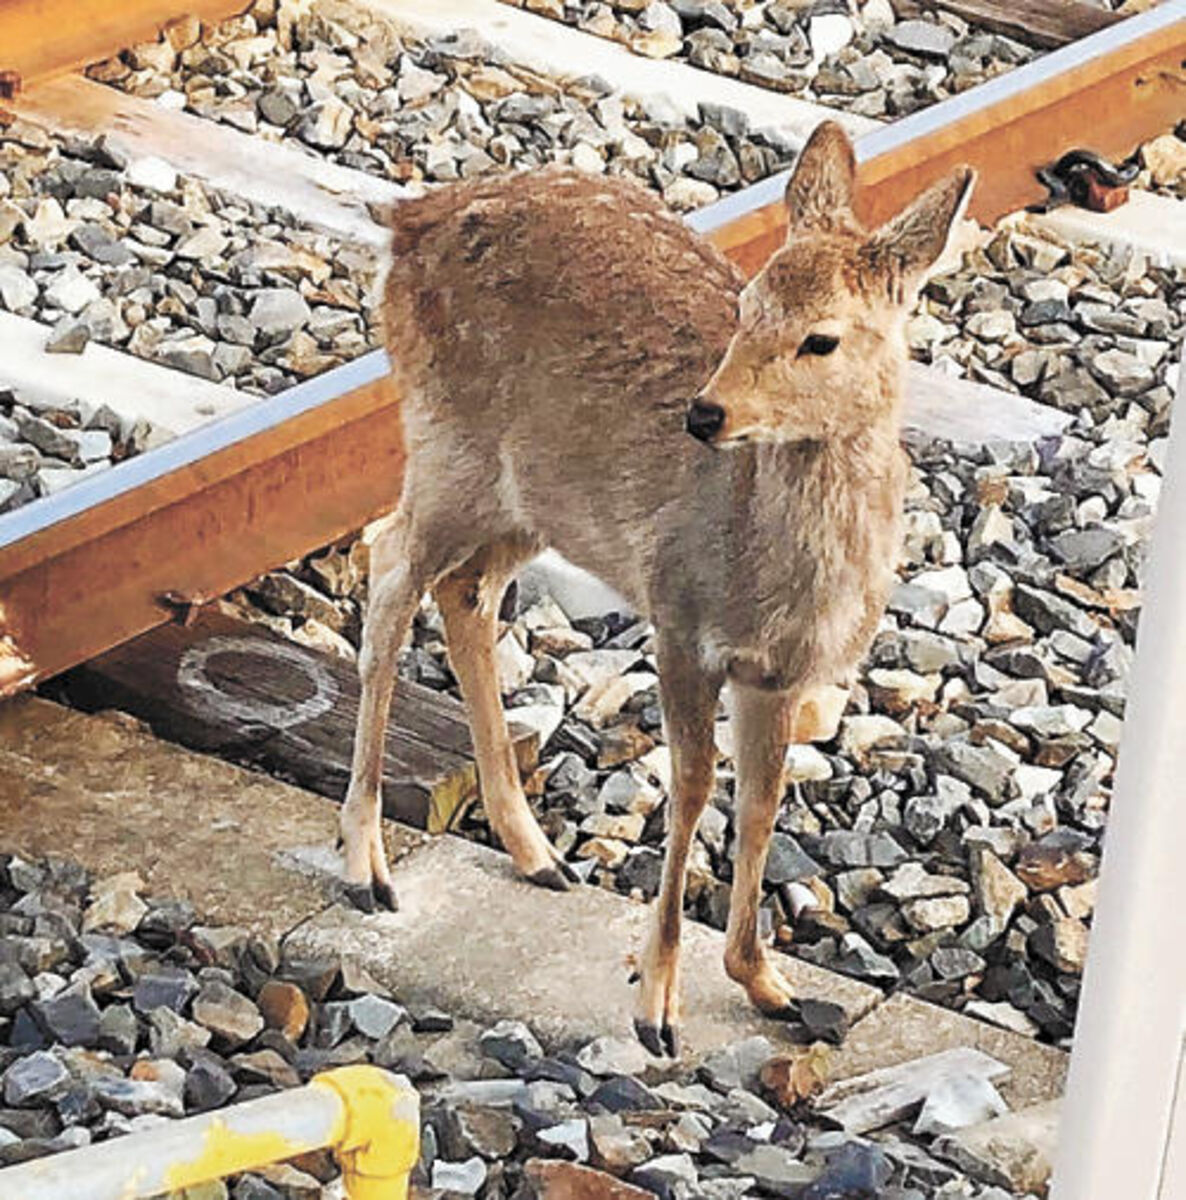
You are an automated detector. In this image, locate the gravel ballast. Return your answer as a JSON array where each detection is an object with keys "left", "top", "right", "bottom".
[{"left": 0, "top": 852, "right": 1048, "bottom": 1197}]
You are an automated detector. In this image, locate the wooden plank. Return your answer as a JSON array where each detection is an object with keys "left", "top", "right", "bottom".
[
  {"left": 0, "top": 353, "right": 406, "bottom": 696},
  {"left": 62, "top": 609, "right": 539, "bottom": 832},
  {"left": 0, "top": 0, "right": 248, "bottom": 87},
  {"left": 696, "top": 3, "right": 1186, "bottom": 277},
  {"left": 14, "top": 76, "right": 401, "bottom": 247},
  {"left": 907, "top": 0, "right": 1121, "bottom": 49}
]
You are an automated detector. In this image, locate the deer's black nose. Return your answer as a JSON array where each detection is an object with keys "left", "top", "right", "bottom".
[{"left": 686, "top": 400, "right": 725, "bottom": 443}]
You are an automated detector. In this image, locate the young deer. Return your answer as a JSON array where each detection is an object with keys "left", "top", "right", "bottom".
[{"left": 343, "top": 121, "right": 974, "bottom": 1055}]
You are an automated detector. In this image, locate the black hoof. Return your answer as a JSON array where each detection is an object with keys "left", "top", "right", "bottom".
[
  {"left": 372, "top": 879, "right": 399, "bottom": 912},
  {"left": 555, "top": 856, "right": 581, "bottom": 884},
  {"left": 342, "top": 882, "right": 376, "bottom": 913},
  {"left": 634, "top": 1018, "right": 664, "bottom": 1057},
  {"left": 633, "top": 1017, "right": 680, "bottom": 1059},
  {"left": 526, "top": 865, "right": 572, "bottom": 893},
  {"left": 662, "top": 1022, "right": 681, "bottom": 1059},
  {"left": 765, "top": 1002, "right": 802, "bottom": 1023}
]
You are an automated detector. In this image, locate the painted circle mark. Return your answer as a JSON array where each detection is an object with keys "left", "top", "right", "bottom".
[{"left": 177, "top": 635, "right": 338, "bottom": 729}]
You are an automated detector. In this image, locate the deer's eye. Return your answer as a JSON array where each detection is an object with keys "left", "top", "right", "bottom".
[{"left": 798, "top": 333, "right": 840, "bottom": 357}]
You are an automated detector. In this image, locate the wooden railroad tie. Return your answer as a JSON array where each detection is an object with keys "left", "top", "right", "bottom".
[{"left": 60, "top": 609, "right": 539, "bottom": 834}]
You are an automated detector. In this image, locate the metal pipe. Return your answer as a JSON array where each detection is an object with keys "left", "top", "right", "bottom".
[
  {"left": 0, "top": 1066, "right": 419, "bottom": 1200},
  {"left": 1049, "top": 359, "right": 1186, "bottom": 1197}
]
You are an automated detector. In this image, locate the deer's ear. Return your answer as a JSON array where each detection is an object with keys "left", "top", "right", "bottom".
[
  {"left": 783, "top": 121, "right": 856, "bottom": 234},
  {"left": 864, "top": 166, "right": 976, "bottom": 287}
]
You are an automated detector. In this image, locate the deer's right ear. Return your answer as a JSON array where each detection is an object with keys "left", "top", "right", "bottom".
[
  {"left": 783, "top": 121, "right": 857, "bottom": 234},
  {"left": 864, "top": 167, "right": 977, "bottom": 288}
]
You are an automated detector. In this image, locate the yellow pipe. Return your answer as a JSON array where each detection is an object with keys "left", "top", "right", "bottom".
[
  {"left": 313, "top": 1067, "right": 421, "bottom": 1200},
  {"left": 0, "top": 1065, "right": 419, "bottom": 1200}
]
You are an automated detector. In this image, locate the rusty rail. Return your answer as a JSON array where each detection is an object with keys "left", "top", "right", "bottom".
[
  {"left": 0, "top": 0, "right": 249, "bottom": 88},
  {"left": 691, "top": 0, "right": 1186, "bottom": 274},
  {"left": 0, "top": 2, "right": 1184, "bottom": 697}
]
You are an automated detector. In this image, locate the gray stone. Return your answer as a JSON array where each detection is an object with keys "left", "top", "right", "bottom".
[
  {"left": 431, "top": 1156, "right": 487, "bottom": 1194},
  {"left": 479, "top": 1019, "right": 542, "bottom": 1071},
  {"left": 0, "top": 264, "right": 37, "bottom": 310},
  {"left": 800, "top": 1143, "right": 892, "bottom": 1199},
  {"left": 0, "top": 963, "right": 35, "bottom": 1016},
  {"left": 297, "top": 98, "right": 354, "bottom": 150},
  {"left": 347, "top": 994, "right": 406, "bottom": 1041},
  {"left": 887, "top": 19, "right": 956, "bottom": 59},
  {"left": 31, "top": 982, "right": 101, "bottom": 1047},
  {"left": 762, "top": 833, "right": 821, "bottom": 885},
  {"left": 731, "top": 1143, "right": 818, "bottom": 1195},
  {"left": 249, "top": 288, "right": 311, "bottom": 337},
  {"left": 632, "top": 1153, "right": 698, "bottom": 1198},
  {"left": 817, "top": 830, "right": 908, "bottom": 869},
  {"left": 92, "top": 1076, "right": 184, "bottom": 1118},
  {"left": 97, "top": 1004, "right": 138, "bottom": 1056},
  {"left": 191, "top": 982, "right": 263, "bottom": 1048},
  {"left": 914, "top": 1073, "right": 1009, "bottom": 1136},
  {"left": 698, "top": 1036, "right": 775, "bottom": 1093},
  {"left": 3, "top": 1052, "right": 70, "bottom": 1107}
]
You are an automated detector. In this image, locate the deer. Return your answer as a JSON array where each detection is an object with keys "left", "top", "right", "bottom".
[{"left": 341, "top": 120, "right": 974, "bottom": 1057}]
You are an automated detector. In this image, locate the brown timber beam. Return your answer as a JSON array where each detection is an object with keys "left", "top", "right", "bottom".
[
  {"left": 900, "top": 1, "right": 1122, "bottom": 50},
  {"left": 0, "top": 1, "right": 249, "bottom": 87}
]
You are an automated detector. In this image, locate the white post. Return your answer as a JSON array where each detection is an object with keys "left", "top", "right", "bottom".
[{"left": 1050, "top": 359, "right": 1186, "bottom": 1197}]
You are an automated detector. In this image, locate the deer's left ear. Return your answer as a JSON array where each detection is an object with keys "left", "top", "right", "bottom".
[
  {"left": 864, "top": 166, "right": 976, "bottom": 288},
  {"left": 784, "top": 120, "right": 857, "bottom": 234}
]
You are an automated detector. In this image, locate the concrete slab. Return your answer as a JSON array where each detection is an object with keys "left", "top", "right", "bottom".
[
  {"left": 0, "top": 311, "right": 253, "bottom": 437},
  {"left": 904, "top": 361, "right": 1071, "bottom": 445},
  {"left": 343, "top": 0, "right": 877, "bottom": 143},
  {"left": 1017, "top": 190, "right": 1186, "bottom": 269},
  {"left": 830, "top": 994, "right": 1067, "bottom": 1112},
  {"left": 0, "top": 696, "right": 1067, "bottom": 1103},
  {"left": 286, "top": 834, "right": 883, "bottom": 1057},
  {"left": 0, "top": 695, "right": 879, "bottom": 1061},
  {"left": 0, "top": 696, "right": 425, "bottom": 936},
  {"left": 16, "top": 76, "right": 400, "bottom": 249}
]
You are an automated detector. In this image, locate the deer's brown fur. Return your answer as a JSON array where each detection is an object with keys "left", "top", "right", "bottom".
[{"left": 343, "top": 121, "right": 973, "bottom": 1054}]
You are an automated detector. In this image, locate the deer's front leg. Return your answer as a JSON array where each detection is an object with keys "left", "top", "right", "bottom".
[
  {"left": 723, "top": 684, "right": 798, "bottom": 1017},
  {"left": 634, "top": 641, "right": 720, "bottom": 1058}
]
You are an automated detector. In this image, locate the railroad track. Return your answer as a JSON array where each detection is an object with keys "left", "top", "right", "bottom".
[
  {"left": 0, "top": 2, "right": 1183, "bottom": 1196},
  {"left": 0, "top": 0, "right": 1180, "bottom": 696}
]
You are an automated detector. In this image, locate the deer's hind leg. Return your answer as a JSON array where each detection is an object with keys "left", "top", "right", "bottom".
[
  {"left": 341, "top": 511, "right": 436, "bottom": 912},
  {"left": 434, "top": 533, "right": 575, "bottom": 889}
]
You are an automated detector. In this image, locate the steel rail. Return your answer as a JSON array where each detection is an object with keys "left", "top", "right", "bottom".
[
  {"left": 691, "top": 0, "right": 1186, "bottom": 274},
  {"left": 0, "top": 3, "right": 1184, "bottom": 696},
  {"left": 0, "top": 0, "right": 249, "bottom": 88}
]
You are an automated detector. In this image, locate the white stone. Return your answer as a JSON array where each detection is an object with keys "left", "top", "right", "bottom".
[
  {"left": 126, "top": 156, "right": 178, "bottom": 192},
  {"left": 914, "top": 1073, "right": 1009, "bottom": 1137},
  {"left": 0, "top": 264, "right": 37, "bottom": 311},
  {"left": 784, "top": 744, "right": 833, "bottom": 783},
  {"left": 496, "top": 630, "right": 536, "bottom": 695},
  {"left": 45, "top": 270, "right": 100, "bottom": 314}
]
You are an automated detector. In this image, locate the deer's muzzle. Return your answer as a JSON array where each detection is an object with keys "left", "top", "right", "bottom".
[{"left": 686, "top": 399, "right": 726, "bottom": 443}]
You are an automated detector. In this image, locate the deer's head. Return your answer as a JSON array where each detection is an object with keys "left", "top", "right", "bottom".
[{"left": 687, "top": 121, "right": 974, "bottom": 446}]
